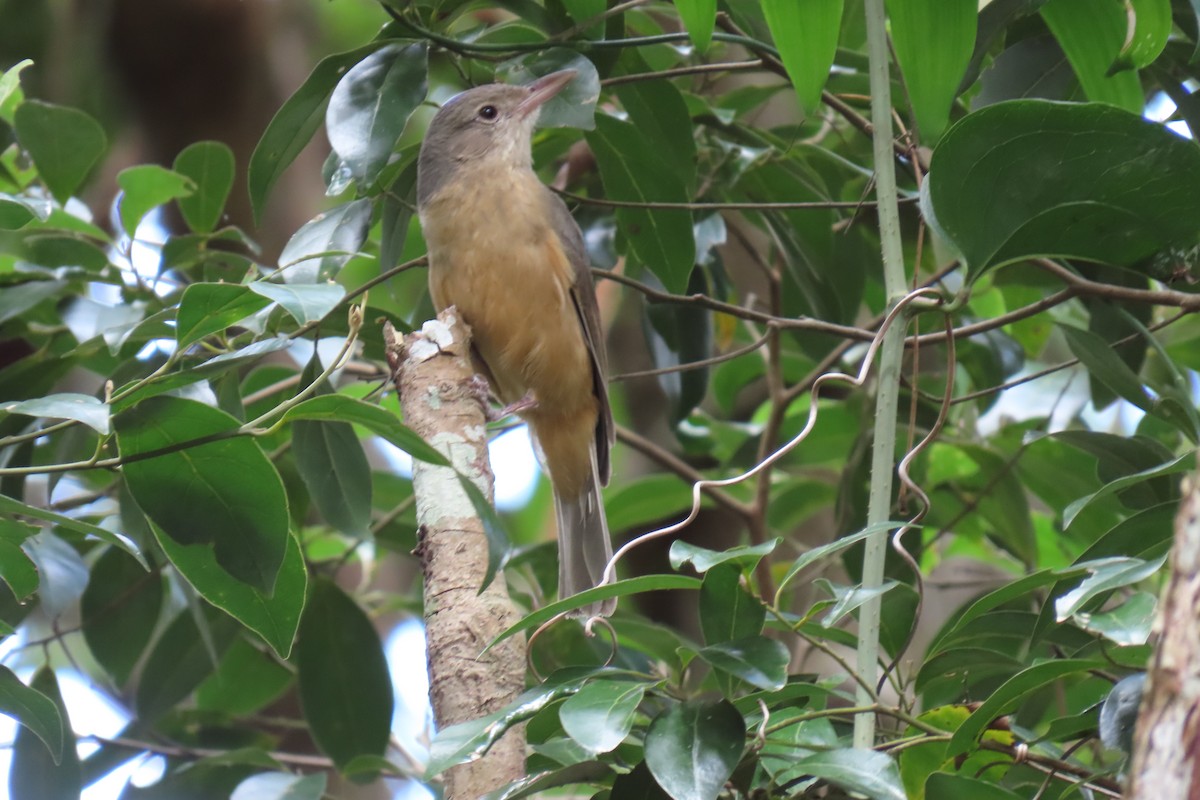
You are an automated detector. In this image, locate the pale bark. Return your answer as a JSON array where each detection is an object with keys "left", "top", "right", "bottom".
[
  {"left": 387, "top": 310, "right": 526, "bottom": 799},
  {"left": 1127, "top": 455, "right": 1200, "bottom": 799}
]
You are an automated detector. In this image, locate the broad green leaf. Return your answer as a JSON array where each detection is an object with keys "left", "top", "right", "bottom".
[
  {"left": 815, "top": 578, "right": 898, "bottom": 628},
  {"left": 1, "top": 392, "right": 109, "bottom": 434},
  {"left": 776, "top": 521, "right": 908, "bottom": 599},
  {"left": 115, "top": 395, "right": 289, "bottom": 593},
  {"left": 1075, "top": 590, "right": 1156, "bottom": 645},
  {"left": 174, "top": 140, "right": 235, "bottom": 234},
  {"left": 644, "top": 699, "right": 744, "bottom": 800},
  {"left": 616, "top": 79, "right": 696, "bottom": 195},
  {"left": 278, "top": 198, "right": 372, "bottom": 283},
  {"left": 1040, "top": 0, "right": 1143, "bottom": 111},
  {"left": 670, "top": 539, "right": 780, "bottom": 574},
  {"left": 0, "top": 522, "right": 37, "bottom": 602},
  {"left": 1061, "top": 323, "right": 1155, "bottom": 415},
  {"left": 947, "top": 659, "right": 1098, "bottom": 756},
  {"left": 699, "top": 564, "right": 765, "bottom": 645},
  {"left": 176, "top": 283, "right": 271, "bottom": 347},
  {"left": 13, "top": 100, "right": 106, "bottom": 203},
  {"left": 0, "top": 193, "right": 50, "bottom": 230},
  {"left": 675, "top": 0, "right": 716, "bottom": 52},
  {"left": 248, "top": 282, "right": 345, "bottom": 326},
  {"left": 0, "top": 59, "right": 32, "bottom": 122},
  {"left": 231, "top": 771, "right": 327, "bottom": 800},
  {"left": 81, "top": 547, "right": 163, "bottom": 685},
  {"left": 281, "top": 394, "right": 448, "bottom": 465},
  {"left": 0, "top": 495, "right": 144, "bottom": 566},
  {"left": 136, "top": 605, "right": 240, "bottom": 720},
  {"left": 494, "top": 49, "right": 601, "bottom": 130},
  {"left": 249, "top": 42, "right": 391, "bottom": 222},
  {"left": 326, "top": 42, "right": 427, "bottom": 187},
  {"left": 1111, "top": 0, "right": 1171, "bottom": 72},
  {"left": 927, "top": 100, "right": 1200, "bottom": 274},
  {"left": 1062, "top": 452, "right": 1192, "bottom": 527},
  {"left": 297, "top": 579, "right": 393, "bottom": 771},
  {"left": 456, "top": 473, "right": 512, "bottom": 591},
  {"left": 586, "top": 114, "right": 694, "bottom": 293},
  {"left": 1055, "top": 554, "right": 1167, "bottom": 620},
  {"left": 10, "top": 668, "right": 78, "bottom": 797},
  {"left": 155, "top": 526, "right": 307, "bottom": 660},
  {"left": 697, "top": 636, "right": 789, "bottom": 691},
  {"left": 196, "top": 636, "right": 294, "bottom": 715},
  {"left": 606, "top": 474, "right": 694, "bottom": 533},
  {"left": 926, "top": 569, "right": 1068, "bottom": 656},
  {"left": 559, "top": 679, "right": 645, "bottom": 754},
  {"left": 887, "top": 0, "right": 976, "bottom": 138},
  {"left": 762, "top": 0, "right": 843, "bottom": 115},
  {"left": 0, "top": 665, "right": 62, "bottom": 764},
  {"left": 0, "top": 280, "right": 67, "bottom": 326},
  {"left": 792, "top": 749, "right": 905, "bottom": 800},
  {"left": 116, "top": 165, "right": 194, "bottom": 238},
  {"left": 925, "top": 772, "right": 1023, "bottom": 800}
]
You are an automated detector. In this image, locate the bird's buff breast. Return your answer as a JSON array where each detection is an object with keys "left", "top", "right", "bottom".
[{"left": 420, "top": 170, "right": 594, "bottom": 412}]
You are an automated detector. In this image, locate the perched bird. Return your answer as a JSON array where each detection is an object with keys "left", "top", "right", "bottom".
[{"left": 416, "top": 71, "right": 615, "bottom": 615}]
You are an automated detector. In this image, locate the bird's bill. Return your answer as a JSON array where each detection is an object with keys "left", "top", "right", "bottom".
[{"left": 517, "top": 70, "right": 577, "bottom": 118}]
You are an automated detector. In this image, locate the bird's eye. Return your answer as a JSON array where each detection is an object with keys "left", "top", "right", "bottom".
[{"left": 478, "top": 105, "right": 499, "bottom": 121}]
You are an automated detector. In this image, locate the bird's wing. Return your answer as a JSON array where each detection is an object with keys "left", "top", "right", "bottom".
[{"left": 545, "top": 187, "right": 614, "bottom": 484}]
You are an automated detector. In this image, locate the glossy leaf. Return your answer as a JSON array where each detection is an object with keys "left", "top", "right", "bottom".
[
  {"left": 115, "top": 395, "right": 289, "bottom": 593},
  {"left": 0, "top": 665, "right": 62, "bottom": 765},
  {"left": 277, "top": 198, "right": 372, "bottom": 283},
  {"left": 174, "top": 140, "right": 235, "bottom": 234},
  {"left": 927, "top": 100, "right": 1200, "bottom": 274},
  {"left": 22, "top": 531, "right": 87, "bottom": 619},
  {"left": 81, "top": 547, "right": 163, "bottom": 685},
  {"left": 1055, "top": 554, "right": 1166, "bottom": 620},
  {"left": 793, "top": 749, "right": 905, "bottom": 800},
  {"left": 10, "top": 668, "right": 78, "bottom": 798},
  {"left": 586, "top": 114, "right": 694, "bottom": 293},
  {"left": 559, "top": 679, "right": 645, "bottom": 754},
  {"left": 675, "top": 0, "right": 716, "bottom": 52},
  {"left": 176, "top": 283, "right": 271, "bottom": 347},
  {"left": 494, "top": 49, "right": 600, "bottom": 130},
  {"left": 696, "top": 636, "right": 789, "bottom": 691},
  {"left": 249, "top": 42, "right": 390, "bottom": 222},
  {"left": 698, "top": 564, "right": 764, "bottom": 645},
  {"left": 297, "top": 579, "right": 394, "bottom": 771},
  {"left": 1039, "top": 0, "right": 1143, "bottom": 111},
  {"left": 13, "top": 100, "right": 106, "bottom": 203},
  {"left": 670, "top": 539, "right": 780, "bottom": 574},
  {"left": 644, "top": 699, "right": 744, "bottom": 800},
  {"left": 1063, "top": 451, "right": 1192, "bottom": 527},
  {"left": 248, "top": 282, "right": 345, "bottom": 326},
  {"left": 887, "top": 0, "right": 976, "bottom": 138},
  {"left": 1075, "top": 590, "right": 1156, "bottom": 645},
  {"left": 762, "top": 0, "right": 843, "bottom": 115},
  {"left": 0, "top": 193, "right": 50, "bottom": 230},
  {"left": 117, "top": 164, "right": 194, "bottom": 238},
  {"left": 0, "top": 495, "right": 143, "bottom": 566},
  {"left": 280, "top": 394, "right": 448, "bottom": 465},
  {"left": 1, "top": 392, "right": 109, "bottom": 434},
  {"left": 1112, "top": 0, "right": 1170, "bottom": 72},
  {"left": 155, "top": 526, "right": 306, "bottom": 660},
  {"left": 326, "top": 42, "right": 427, "bottom": 187}
]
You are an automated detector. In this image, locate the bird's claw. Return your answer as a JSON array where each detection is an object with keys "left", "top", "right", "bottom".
[{"left": 495, "top": 391, "right": 539, "bottom": 421}]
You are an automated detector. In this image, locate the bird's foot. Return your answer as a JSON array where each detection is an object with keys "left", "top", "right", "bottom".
[{"left": 494, "top": 391, "right": 539, "bottom": 421}]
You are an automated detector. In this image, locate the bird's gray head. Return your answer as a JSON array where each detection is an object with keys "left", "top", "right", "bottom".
[{"left": 417, "top": 70, "right": 576, "bottom": 208}]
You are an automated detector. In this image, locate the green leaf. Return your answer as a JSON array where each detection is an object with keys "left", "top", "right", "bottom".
[
  {"left": 586, "top": 114, "right": 694, "bottom": 293},
  {"left": 0, "top": 193, "right": 50, "bottom": 230},
  {"left": 605, "top": 474, "right": 694, "bottom": 533},
  {"left": 1039, "top": 0, "right": 1143, "bottom": 111},
  {"left": 155, "top": 526, "right": 307, "bottom": 660},
  {"left": 176, "top": 283, "right": 271, "bottom": 348},
  {"left": 116, "top": 165, "right": 194, "bottom": 239},
  {"left": 1, "top": 392, "right": 109, "bottom": 434},
  {"left": 248, "top": 282, "right": 345, "bottom": 326},
  {"left": 1062, "top": 451, "right": 1192, "bottom": 527},
  {"left": 615, "top": 79, "right": 696, "bottom": 195},
  {"left": 925, "top": 773, "right": 1024, "bottom": 800},
  {"left": 644, "top": 699, "right": 744, "bottom": 800},
  {"left": 1074, "top": 590, "right": 1156, "bottom": 646},
  {"left": 81, "top": 547, "right": 163, "bottom": 685},
  {"left": 326, "top": 43, "right": 427, "bottom": 187},
  {"left": 0, "top": 495, "right": 144, "bottom": 566},
  {"left": 670, "top": 539, "right": 780, "bottom": 574},
  {"left": 559, "top": 679, "right": 645, "bottom": 754},
  {"left": 1061, "top": 323, "right": 1153, "bottom": 411},
  {"left": 22, "top": 531, "right": 87, "bottom": 618},
  {"left": 1054, "top": 554, "right": 1166, "bottom": 620},
  {"left": 0, "top": 59, "right": 32, "bottom": 122},
  {"left": 231, "top": 771, "right": 327, "bottom": 800},
  {"left": 0, "top": 526, "right": 38, "bottom": 602},
  {"left": 887, "top": 0, "right": 976, "bottom": 139},
  {"left": 10, "top": 668, "right": 78, "bottom": 798},
  {"left": 0, "top": 665, "right": 62, "bottom": 764},
  {"left": 136, "top": 604, "right": 240, "bottom": 720},
  {"left": 174, "top": 141, "right": 235, "bottom": 234},
  {"left": 947, "top": 659, "right": 1098, "bottom": 756},
  {"left": 13, "top": 100, "right": 106, "bottom": 203},
  {"left": 776, "top": 521, "right": 909, "bottom": 598},
  {"left": 674, "top": 0, "right": 716, "bottom": 52},
  {"left": 1112, "top": 0, "right": 1171, "bottom": 72},
  {"left": 281, "top": 394, "right": 448, "bottom": 465},
  {"left": 927, "top": 100, "right": 1200, "bottom": 274},
  {"left": 815, "top": 579, "right": 898, "bottom": 628},
  {"left": 249, "top": 42, "right": 391, "bottom": 222},
  {"left": 278, "top": 198, "right": 372, "bottom": 283},
  {"left": 697, "top": 636, "right": 789, "bottom": 691},
  {"left": 297, "top": 579, "right": 394, "bottom": 771},
  {"left": 494, "top": 49, "right": 601, "bottom": 130},
  {"left": 115, "top": 395, "right": 289, "bottom": 593},
  {"left": 196, "top": 636, "right": 294, "bottom": 715},
  {"left": 793, "top": 749, "right": 905, "bottom": 800},
  {"left": 762, "top": 0, "right": 844, "bottom": 115},
  {"left": 699, "top": 564, "right": 765, "bottom": 645},
  {"left": 456, "top": 474, "right": 512, "bottom": 591}
]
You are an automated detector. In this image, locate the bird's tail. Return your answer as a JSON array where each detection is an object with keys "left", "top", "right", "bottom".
[{"left": 555, "top": 442, "right": 615, "bottom": 617}]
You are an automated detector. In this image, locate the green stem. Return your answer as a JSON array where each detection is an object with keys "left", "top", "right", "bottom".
[{"left": 854, "top": 0, "right": 909, "bottom": 750}]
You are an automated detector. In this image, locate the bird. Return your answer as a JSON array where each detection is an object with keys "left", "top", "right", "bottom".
[{"left": 416, "top": 70, "right": 615, "bottom": 616}]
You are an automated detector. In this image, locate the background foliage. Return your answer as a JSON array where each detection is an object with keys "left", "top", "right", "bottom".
[{"left": 1, "top": 0, "right": 1199, "bottom": 797}]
